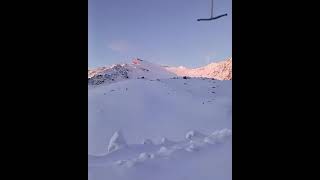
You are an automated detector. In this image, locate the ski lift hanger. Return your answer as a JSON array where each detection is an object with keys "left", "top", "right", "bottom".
[{"left": 197, "top": 0, "right": 227, "bottom": 21}]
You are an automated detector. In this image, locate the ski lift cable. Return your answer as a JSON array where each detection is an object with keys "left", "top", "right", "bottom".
[
  {"left": 211, "top": 0, "right": 213, "bottom": 18},
  {"left": 197, "top": 0, "right": 227, "bottom": 22}
]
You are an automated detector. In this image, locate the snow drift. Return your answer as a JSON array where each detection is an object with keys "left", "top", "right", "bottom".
[{"left": 89, "top": 129, "right": 232, "bottom": 180}]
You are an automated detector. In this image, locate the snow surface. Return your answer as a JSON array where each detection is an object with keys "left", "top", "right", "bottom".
[
  {"left": 88, "top": 59, "right": 232, "bottom": 180},
  {"left": 88, "top": 129, "right": 232, "bottom": 180},
  {"left": 107, "top": 131, "right": 128, "bottom": 153}
]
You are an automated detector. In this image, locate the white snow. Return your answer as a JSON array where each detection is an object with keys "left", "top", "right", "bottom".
[
  {"left": 141, "top": 138, "right": 153, "bottom": 145},
  {"left": 89, "top": 77, "right": 231, "bottom": 154},
  {"left": 185, "top": 130, "right": 207, "bottom": 141},
  {"left": 89, "top": 129, "right": 232, "bottom": 180},
  {"left": 88, "top": 59, "right": 232, "bottom": 180},
  {"left": 138, "top": 152, "right": 153, "bottom": 161},
  {"left": 107, "top": 131, "right": 127, "bottom": 153}
]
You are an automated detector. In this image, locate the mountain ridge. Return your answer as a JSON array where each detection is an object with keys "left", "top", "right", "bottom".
[
  {"left": 165, "top": 57, "right": 232, "bottom": 80},
  {"left": 88, "top": 58, "right": 232, "bottom": 86}
]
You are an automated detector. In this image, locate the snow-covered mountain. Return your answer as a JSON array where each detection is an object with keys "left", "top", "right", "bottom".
[
  {"left": 165, "top": 58, "right": 232, "bottom": 80},
  {"left": 88, "top": 58, "right": 175, "bottom": 85},
  {"left": 88, "top": 58, "right": 232, "bottom": 180},
  {"left": 88, "top": 58, "right": 232, "bottom": 86}
]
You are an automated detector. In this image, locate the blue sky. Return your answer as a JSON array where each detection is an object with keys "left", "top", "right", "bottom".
[{"left": 89, "top": 0, "right": 232, "bottom": 69}]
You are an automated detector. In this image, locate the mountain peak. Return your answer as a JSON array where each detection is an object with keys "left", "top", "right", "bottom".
[
  {"left": 132, "top": 58, "right": 144, "bottom": 65},
  {"left": 88, "top": 58, "right": 175, "bottom": 86}
]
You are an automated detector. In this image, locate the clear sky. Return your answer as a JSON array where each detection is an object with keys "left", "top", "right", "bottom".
[{"left": 89, "top": 0, "right": 232, "bottom": 69}]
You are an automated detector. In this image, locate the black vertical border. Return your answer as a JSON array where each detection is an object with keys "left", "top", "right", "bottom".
[{"left": 2, "top": 0, "right": 89, "bottom": 179}]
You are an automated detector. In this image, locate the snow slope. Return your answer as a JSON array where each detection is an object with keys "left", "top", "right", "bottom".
[
  {"left": 88, "top": 59, "right": 232, "bottom": 180},
  {"left": 89, "top": 129, "right": 232, "bottom": 180},
  {"left": 89, "top": 77, "right": 231, "bottom": 154}
]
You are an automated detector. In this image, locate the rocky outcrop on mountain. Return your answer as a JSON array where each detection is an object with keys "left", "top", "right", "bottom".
[{"left": 88, "top": 64, "right": 130, "bottom": 85}]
